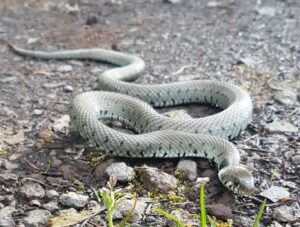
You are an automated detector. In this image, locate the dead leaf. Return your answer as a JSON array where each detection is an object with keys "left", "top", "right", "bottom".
[{"left": 49, "top": 205, "right": 105, "bottom": 227}]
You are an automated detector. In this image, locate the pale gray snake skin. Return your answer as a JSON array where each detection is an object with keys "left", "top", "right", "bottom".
[{"left": 9, "top": 44, "right": 254, "bottom": 194}]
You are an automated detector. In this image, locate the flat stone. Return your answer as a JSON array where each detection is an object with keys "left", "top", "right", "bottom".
[
  {"left": 23, "top": 209, "right": 53, "bottom": 227},
  {"left": 259, "top": 186, "right": 290, "bottom": 202},
  {"left": 272, "top": 205, "right": 297, "bottom": 223},
  {"left": 270, "top": 221, "right": 284, "bottom": 227},
  {"left": 19, "top": 183, "right": 45, "bottom": 199},
  {"left": 105, "top": 162, "right": 134, "bottom": 182},
  {"left": 176, "top": 159, "right": 197, "bottom": 181},
  {"left": 167, "top": 210, "right": 197, "bottom": 227},
  {"left": 60, "top": 192, "right": 89, "bottom": 209},
  {"left": 274, "top": 90, "right": 297, "bottom": 107},
  {"left": 0, "top": 206, "right": 16, "bottom": 227},
  {"left": 206, "top": 204, "right": 233, "bottom": 220},
  {"left": 0, "top": 170, "right": 18, "bottom": 186},
  {"left": 43, "top": 201, "right": 59, "bottom": 212},
  {"left": 58, "top": 208, "right": 77, "bottom": 215},
  {"left": 139, "top": 166, "right": 178, "bottom": 193},
  {"left": 116, "top": 199, "right": 147, "bottom": 223},
  {"left": 265, "top": 120, "right": 298, "bottom": 134},
  {"left": 291, "top": 155, "right": 300, "bottom": 165},
  {"left": 256, "top": 6, "right": 276, "bottom": 16}
]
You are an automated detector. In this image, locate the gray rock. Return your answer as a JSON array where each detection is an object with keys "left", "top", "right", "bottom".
[
  {"left": 167, "top": 210, "right": 196, "bottom": 227},
  {"left": 27, "top": 37, "right": 39, "bottom": 44},
  {"left": 139, "top": 166, "right": 178, "bottom": 193},
  {"left": 265, "top": 120, "right": 298, "bottom": 134},
  {"left": 273, "top": 205, "right": 297, "bottom": 223},
  {"left": 0, "top": 170, "right": 18, "bottom": 186},
  {"left": 57, "top": 65, "right": 73, "bottom": 72},
  {"left": 176, "top": 159, "right": 197, "bottom": 181},
  {"left": 43, "top": 201, "right": 59, "bottom": 212},
  {"left": 116, "top": 199, "right": 147, "bottom": 223},
  {"left": 0, "top": 206, "right": 16, "bottom": 227},
  {"left": 291, "top": 155, "right": 300, "bottom": 165},
  {"left": 187, "top": 177, "right": 210, "bottom": 200},
  {"left": 46, "top": 189, "right": 59, "bottom": 199},
  {"left": 60, "top": 192, "right": 89, "bottom": 209},
  {"left": 206, "top": 204, "right": 233, "bottom": 220},
  {"left": 23, "top": 209, "right": 53, "bottom": 227},
  {"left": 19, "top": 183, "right": 45, "bottom": 199},
  {"left": 260, "top": 186, "right": 290, "bottom": 203},
  {"left": 94, "top": 159, "right": 115, "bottom": 179},
  {"left": 58, "top": 208, "right": 77, "bottom": 215},
  {"left": 105, "top": 162, "right": 134, "bottom": 182},
  {"left": 112, "top": 209, "right": 123, "bottom": 220},
  {"left": 51, "top": 115, "right": 70, "bottom": 134},
  {"left": 63, "top": 85, "right": 73, "bottom": 92},
  {"left": 274, "top": 90, "right": 297, "bottom": 107},
  {"left": 270, "top": 221, "right": 284, "bottom": 227},
  {"left": 33, "top": 109, "right": 44, "bottom": 116},
  {"left": 256, "top": 6, "right": 276, "bottom": 16},
  {"left": 29, "top": 199, "right": 41, "bottom": 207}
]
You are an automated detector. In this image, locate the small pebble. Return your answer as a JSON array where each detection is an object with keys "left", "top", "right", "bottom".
[
  {"left": 33, "top": 109, "right": 44, "bottom": 116},
  {"left": 43, "top": 201, "right": 59, "bottom": 212},
  {"left": 46, "top": 189, "right": 59, "bottom": 199},
  {"left": 23, "top": 209, "right": 53, "bottom": 227},
  {"left": 272, "top": 205, "right": 297, "bottom": 223},
  {"left": 176, "top": 159, "right": 197, "bottom": 181},
  {"left": 139, "top": 165, "right": 178, "bottom": 193},
  {"left": 19, "top": 183, "right": 46, "bottom": 199},
  {"left": 105, "top": 162, "right": 135, "bottom": 182},
  {"left": 86, "top": 15, "right": 98, "bottom": 25},
  {"left": 265, "top": 120, "right": 298, "bottom": 134},
  {"left": 57, "top": 65, "right": 73, "bottom": 72},
  {"left": 63, "top": 85, "right": 73, "bottom": 92},
  {"left": 60, "top": 192, "right": 89, "bottom": 209}
]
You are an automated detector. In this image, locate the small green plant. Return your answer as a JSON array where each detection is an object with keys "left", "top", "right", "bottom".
[
  {"left": 253, "top": 198, "right": 266, "bottom": 227},
  {"left": 93, "top": 176, "right": 134, "bottom": 227},
  {"left": 153, "top": 207, "right": 185, "bottom": 227}
]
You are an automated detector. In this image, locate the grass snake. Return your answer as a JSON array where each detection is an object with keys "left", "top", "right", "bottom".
[{"left": 9, "top": 44, "right": 254, "bottom": 194}]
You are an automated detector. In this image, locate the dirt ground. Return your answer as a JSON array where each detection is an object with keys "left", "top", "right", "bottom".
[{"left": 0, "top": 0, "right": 299, "bottom": 226}]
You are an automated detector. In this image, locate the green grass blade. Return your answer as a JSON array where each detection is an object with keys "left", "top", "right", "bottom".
[
  {"left": 119, "top": 195, "right": 138, "bottom": 227},
  {"left": 199, "top": 184, "right": 207, "bottom": 227},
  {"left": 253, "top": 198, "right": 266, "bottom": 227},
  {"left": 207, "top": 215, "right": 217, "bottom": 227},
  {"left": 153, "top": 208, "right": 185, "bottom": 227}
]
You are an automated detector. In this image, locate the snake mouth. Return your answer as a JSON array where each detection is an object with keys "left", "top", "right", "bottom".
[{"left": 218, "top": 164, "right": 255, "bottom": 195}]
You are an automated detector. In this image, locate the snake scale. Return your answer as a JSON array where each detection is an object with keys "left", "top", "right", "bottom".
[{"left": 9, "top": 44, "right": 254, "bottom": 194}]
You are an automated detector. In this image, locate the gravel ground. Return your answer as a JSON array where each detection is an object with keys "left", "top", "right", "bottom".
[{"left": 0, "top": 0, "right": 299, "bottom": 226}]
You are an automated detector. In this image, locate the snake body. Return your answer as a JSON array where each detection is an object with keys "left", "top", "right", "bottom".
[{"left": 9, "top": 44, "right": 254, "bottom": 194}]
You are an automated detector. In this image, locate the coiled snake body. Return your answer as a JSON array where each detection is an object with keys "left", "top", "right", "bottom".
[{"left": 9, "top": 44, "right": 254, "bottom": 194}]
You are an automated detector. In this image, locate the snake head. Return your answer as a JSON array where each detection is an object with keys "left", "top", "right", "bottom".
[{"left": 218, "top": 164, "right": 254, "bottom": 195}]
